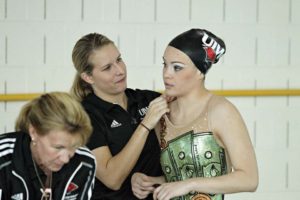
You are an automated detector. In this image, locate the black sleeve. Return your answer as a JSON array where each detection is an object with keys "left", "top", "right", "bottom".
[
  {"left": 136, "top": 89, "right": 161, "bottom": 102},
  {"left": 0, "top": 165, "right": 8, "bottom": 200},
  {"left": 86, "top": 112, "right": 109, "bottom": 151},
  {"left": 75, "top": 148, "right": 96, "bottom": 200}
]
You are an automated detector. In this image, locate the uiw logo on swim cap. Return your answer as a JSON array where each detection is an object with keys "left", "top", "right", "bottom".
[
  {"left": 203, "top": 47, "right": 216, "bottom": 63},
  {"left": 202, "top": 32, "right": 225, "bottom": 62}
]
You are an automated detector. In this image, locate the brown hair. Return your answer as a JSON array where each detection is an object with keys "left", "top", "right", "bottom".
[
  {"left": 15, "top": 92, "right": 92, "bottom": 145},
  {"left": 70, "top": 33, "right": 114, "bottom": 101}
]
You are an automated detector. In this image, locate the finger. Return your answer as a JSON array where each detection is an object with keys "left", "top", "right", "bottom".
[
  {"left": 149, "top": 96, "right": 165, "bottom": 105},
  {"left": 157, "top": 186, "right": 169, "bottom": 200},
  {"left": 153, "top": 186, "right": 162, "bottom": 200},
  {"left": 140, "top": 181, "right": 156, "bottom": 188},
  {"left": 133, "top": 189, "right": 150, "bottom": 199}
]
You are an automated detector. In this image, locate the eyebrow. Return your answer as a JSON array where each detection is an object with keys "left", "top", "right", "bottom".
[
  {"left": 100, "top": 54, "right": 122, "bottom": 69},
  {"left": 162, "top": 57, "right": 184, "bottom": 64}
]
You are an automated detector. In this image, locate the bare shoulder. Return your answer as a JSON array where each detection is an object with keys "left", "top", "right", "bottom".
[
  {"left": 209, "top": 95, "right": 239, "bottom": 117},
  {"left": 209, "top": 95, "right": 246, "bottom": 136}
]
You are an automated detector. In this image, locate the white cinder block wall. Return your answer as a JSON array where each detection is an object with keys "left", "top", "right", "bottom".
[{"left": 1, "top": 0, "right": 300, "bottom": 199}]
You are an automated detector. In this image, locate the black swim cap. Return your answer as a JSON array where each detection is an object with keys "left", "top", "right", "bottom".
[{"left": 168, "top": 29, "right": 226, "bottom": 74}]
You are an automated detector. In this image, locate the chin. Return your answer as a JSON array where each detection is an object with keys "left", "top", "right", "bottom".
[
  {"left": 51, "top": 164, "right": 64, "bottom": 172},
  {"left": 164, "top": 89, "right": 177, "bottom": 97}
]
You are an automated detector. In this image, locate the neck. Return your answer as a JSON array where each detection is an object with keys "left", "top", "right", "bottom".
[
  {"left": 94, "top": 90, "right": 128, "bottom": 110},
  {"left": 30, "top": 143, "right": 51, "bottom": 175},
  {"left": 175, "top": 88, "right": 209, "bottom": 110},
  {"left": 169, "top": 88, "right": 211, "bottom": 123}
]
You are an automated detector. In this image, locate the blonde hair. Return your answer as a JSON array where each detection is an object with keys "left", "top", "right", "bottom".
[
  {"left": 70, "top": 33, "right": 114, "bottom": 101},
  {"left": 15, "top": 92, "right": 92, "bottom": 146}
]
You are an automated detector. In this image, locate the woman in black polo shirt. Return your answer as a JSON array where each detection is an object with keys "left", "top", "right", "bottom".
[{"left": 70, "top": 33, "right": 169, "bottom": 199}]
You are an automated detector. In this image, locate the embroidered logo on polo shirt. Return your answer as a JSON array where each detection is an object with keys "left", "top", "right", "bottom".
[
  {"left": 111, "top": 120, "right": 122, "bottom": 128},
  {"left": 11, "top": 193, "right": 23, "bottom": 200},
  {"left": 138, "top": 107, "right": 148, "bottom": 117}
]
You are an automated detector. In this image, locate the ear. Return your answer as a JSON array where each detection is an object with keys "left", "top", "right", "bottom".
[
  {"left": 196, "top": 69, "right": 205, "bottom": 80},
  {"left": 28, "top": 124, "right": 38, "bottom": 140},
  {"left": 80, "top": 72, "right": 94, "bottom": 85},
  {"left": 199, "top": 71, "right": 205, "bottom": 80}
]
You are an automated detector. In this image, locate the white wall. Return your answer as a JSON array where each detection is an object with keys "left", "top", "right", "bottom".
[{"left": 0, "top": 0, "right": 300, "bottom": 199}]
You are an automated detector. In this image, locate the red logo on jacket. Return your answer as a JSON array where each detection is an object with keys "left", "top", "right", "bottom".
[{"left": 67, "top": 182, "right": 78, "bottom": 193}]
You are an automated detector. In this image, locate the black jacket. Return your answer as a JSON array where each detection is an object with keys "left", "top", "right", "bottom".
[{"left": 0, "top": 132, "right": 96, "bottom": 200}]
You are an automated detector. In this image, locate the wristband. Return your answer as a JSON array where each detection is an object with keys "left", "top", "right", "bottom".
[{"left": 140, "top": 122, "right": 151, "bottom": 132}]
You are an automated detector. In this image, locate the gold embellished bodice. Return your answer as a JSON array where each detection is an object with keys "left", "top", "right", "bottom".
[{"left": 160, "top": 95, "right": 227, "bottom": 200}]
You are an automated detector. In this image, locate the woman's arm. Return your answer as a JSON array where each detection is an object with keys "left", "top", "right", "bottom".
[{"left": 93, "top": 96, "right": 169, "bottom": 190}]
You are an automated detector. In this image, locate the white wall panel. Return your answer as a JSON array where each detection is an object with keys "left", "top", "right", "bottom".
[
  {"left": 127, "top": 66, "right": 159, "bottom": 90},
  {"left": 290, "top": 35, "right": 300, "bottom": 66},
  {"left": 119, "top": 28, "right": 138, "bottom": 66},
  {"left": 0, "top": 76, "right": 3, "bottom": 95},
  {"left": 288, "top": 119, "right": 300, "bottom": 149},
  {"left": 157, "top": 0, "right": 189, "bottom": 22},
  {"left": 223, "top": 28, "right": 256, "bottom": 66},
  {"left": 256, "top": 108, "right": 287, "bottom": 149},
  {"left": 258, "top": 0, "right": 289, "bottom": 24},
  {"left": 288, "top": 96, "right": 300, "bottom": 108},
  {"left": 1, "top": 68, "right": 27, "bottom": 93},
  {"left": 289, "top": 152, "right": 300, "bottom": 190},
  {"left": 6, "top": 0, "right": 26, "bottom": 20},
  {"left": 44, "top": 68, "right": 75, "bottom": 92},
  {"left": 291, "top": 0, "right": 300, "bottom": 24},
  {"left": 0, "top": 0, "right": 5, "bottom": 19},
  {"left": 83, "top": 0, "right": 103, "bottom": 21},
  {"left": 44, "top": 23, "right": 67, "bottom": 66},
  {"left": 0, "top": 112, "right": 21, "bottom": 133},
  {"left": 191, "top": 0, "right": 223, "bottom": 23},
  {"left": 6, "top": 24, "right": 44, "bottom": 66},
  {"left": 5, "top": 102, "right": 26, "bottom": 116},
  {"left": 220, "top": 69, "right": 256, "bottom": 89},
  {"left": 226, "top": 0, "right": 256, "bottom": 23},
  {"left": 0, "top": 33, "right": 5, "bottom": 64},
  {"left": 27, "top": 0, "right": 44, "bottom": 20},
  {"left": 101, "top": 0, "right": 120, "bottom": 22},
  {"left": 135, "top": 27, "right": 156, "bottom": 66},
  {"left": 26, "top": 67, "right": 46, "bottom": 93},
  {"left": 256, "top": 150, "right": 287, "bottom": 191},
  {"left": 121, "top": 0, "right": 154, "bottom": 22},
  {"left": 46, "top": 0, "right": 81, "bottom": 21},
  {"left": 0, "top": 102, "right": 4, "bottom": 118},
  {"left": 257, "top": 34, "right": 289, "bottom": 67}
]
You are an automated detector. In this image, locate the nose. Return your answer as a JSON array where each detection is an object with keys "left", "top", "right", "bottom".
[
  {"left": 163, "top": 65, "right": 172, "bottom": 79},
  {"left": 60, "top": 150, "right": 74, "bottom": 164},
  {"left": 115, "top": 63, "right": 125, "bottom": 75}
]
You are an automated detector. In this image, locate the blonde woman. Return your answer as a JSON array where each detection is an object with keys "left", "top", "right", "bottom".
[
  {"left": 0, "top": 92, "right": 96, "bottom": 200},
  {"left": 71, "top": 33, "right": 169, "bottom": 199}
]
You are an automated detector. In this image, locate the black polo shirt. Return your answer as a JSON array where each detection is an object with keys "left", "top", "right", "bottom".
[{"left": 82, "top": 88, "right": 162, "bottom": 200}]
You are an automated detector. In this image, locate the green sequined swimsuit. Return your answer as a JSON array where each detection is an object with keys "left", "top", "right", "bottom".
[{"left": 160, "top": 96, "right": 227, "bottom": 200}]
